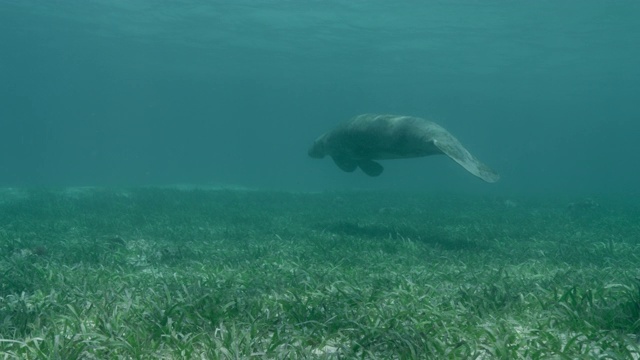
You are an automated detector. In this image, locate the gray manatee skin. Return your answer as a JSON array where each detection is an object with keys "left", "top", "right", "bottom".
[{"left": 308, "top": 114, "right": 500, "bottom": 183}]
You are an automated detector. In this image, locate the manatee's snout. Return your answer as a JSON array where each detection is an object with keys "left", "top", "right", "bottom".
[{"left": 308, "top": 140, "right": 325, "bottom": 159}]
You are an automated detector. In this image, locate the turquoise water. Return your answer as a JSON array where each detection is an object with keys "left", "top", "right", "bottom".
[
  {"left": 2, "top": 2, "right": 640, "bottom": 356},
  {"left": 1, "top": 0, "right": 639, "bottom": 193}
]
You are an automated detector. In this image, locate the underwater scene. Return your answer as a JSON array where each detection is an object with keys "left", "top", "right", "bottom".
[
  {"left": 2, "top": 189, "right": 640, "bottom": 358},
  {"left": 1, "top": 0, "right": 640, "bottom": 358}
]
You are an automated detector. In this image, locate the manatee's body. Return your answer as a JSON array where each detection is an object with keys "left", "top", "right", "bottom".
[{"left": 308, "top": 114, "right": 499, "bottom": 183}]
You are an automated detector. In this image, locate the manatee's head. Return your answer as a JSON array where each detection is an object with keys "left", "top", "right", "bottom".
[{"left": 308, "top": 135, "right": 327, "bottom": 158}]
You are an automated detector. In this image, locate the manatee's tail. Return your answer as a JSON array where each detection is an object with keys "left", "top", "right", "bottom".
[{"left": 433, "top": 135, "right": 500, "bottom": 183}]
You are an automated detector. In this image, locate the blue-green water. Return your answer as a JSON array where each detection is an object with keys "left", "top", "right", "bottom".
[
  {"left": 1, "top": 0, "right": 639, "bottom": 194},
  {"left": 2, "top": 3, "right": 640, "bottom": 355}
]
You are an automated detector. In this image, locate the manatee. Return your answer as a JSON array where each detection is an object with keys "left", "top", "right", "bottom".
[{"left": 308, "top": 114, "right": 500, "bottom": 183}]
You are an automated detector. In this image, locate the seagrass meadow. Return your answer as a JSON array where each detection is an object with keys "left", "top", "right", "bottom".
[{"left": 1, "top": 187, "right": 640, "bottom": 359}]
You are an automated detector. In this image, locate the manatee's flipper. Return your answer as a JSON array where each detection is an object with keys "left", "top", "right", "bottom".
[
  {"left": 433, "top": 136, "right": 500, "bottom": 183},
  {"left": 358, "top": 160, "right": 384, "bottom": 177},
  {"left": 332, "top": 156, "right": 358, "bottom": 172}
]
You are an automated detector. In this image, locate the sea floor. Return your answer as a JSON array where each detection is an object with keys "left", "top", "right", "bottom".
[{"left": 1, "top": 187, "right": 639, "bottom": 359}]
